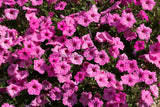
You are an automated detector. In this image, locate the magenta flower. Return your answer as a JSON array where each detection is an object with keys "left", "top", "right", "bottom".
[
  {"left": 121, "top": 74, "right": 138, "bottom": 87},
  {"left": 149, "top": 42, "right": 160, "bottom": 55},
  {"left": 137, "top": 10, "right": 149, "bottom": 21},
  {"left": 57, "top": 20, "right": 68, "bottom": 31},
  {"left": 34, "top": 59, "right": 46, "bottom": 74},
  {"left": 150, "top": 85, "right": 158, "bottom": 98},
  {"left": 83, "top": 47, "right": 98, "bottom": 61},
  {"left": 17, "top": 0, "right": 28, "bottom": 6},
  {"left": 109, "top": 46, "right": 120, "bottom": 58},
  {"left": 18, "top": 48, "right": 31, "bottom": 60},
  {"left": 4, "top": 0, "right": 16, "bottom": 6},
  {"left": 42, "top": 80, "right": 52, "bottom": 91},
  {"left": 15, "top": 70, "right": 29, "bottom": 80},
  {"left": 88, "top": 97, "right": 103, "bottom": 107},
  {"left": 62, "top": 91, "right": 78, "bottom": 107},
  {"left": 74, "top": 72, "right": 86, "bottom": 82},
  {"left": 7, "top": 63, "right": 19, "bottom": 77},
  {"left": 69, "top": 52, "right": 83, "bottom": 65},
  {"left": 105, "top": 72, "right": 116, "bottom": 87},
  {"left": 103, "top": 87, "right": 116, "bottom": 101},
  {"left": 106, "top": 13, "right": 121, "bottom": 27},
  {"left": 137, "top": 24, "right": 152, "bottom": 41},
  {"left": 95, "top": 31, "right": 112, "bottom": 43},
  {"left": 123, "top": 29, "right": 137, "bottom": 41},
  {"left": 141, "top": 90, "right": 154, "bottom": 106},
  {"left": 48, "top": 87, "right": 63, "bottom": 101},
  {"left": 79, "top": 92, "right": 92, "bottom": 106},
  {"left": 47, "top": 0, "right": 57, "bottom": 4},
  {"left": 62, "top": 80, "right": 78, "bottom": 92},
  {"left": 30, "top": 0, "right": 43, "bottom": 6},
  {"left": 95, "top": 73, "right": 108, "bottom": 87},
  {"left": 116, "top": 60, "right": 127, "bottom": 72},
  {"left": 94, "top": 50, "right": 110, "bottom": 65},
  {"left": 86, "top": 64, "right": 100, "bottom": 77},
  {"left": 2, "top": 103, "right": 15, "bottom": 107},
  {"left": 126, "top": 60, "right": 138, "bottom": 73},
  {"left": 49, "top": 12, "right": 54, "bottom": 17},
  {"left": 77, "top": 15, "right": 92, "bottom": 27},
  {"left": 120, "top": 13, "right": 136, "bottom": 28},
  {"left": 6, "top": 84, "right": 21, "bottom": 98},
  {"left": 86, "top": 4, "right": 100, "bottom": 23},
  {"left": 4, "top": 8, "right": 19, "bottom": 20},
  {"left": 29, "top": 17, "right": 39, "bottom": 30},
  {"left": 55, "top": 61, "right": 71, "bottom": 75},
  {"left": 133, "top": 0, "right": 141, "bottom": 5},
  {"left": 110, "top": 37, "right": 124, "bottom": 50},
  {"left": 54, "top": 1, "right": 67, "bottom": 10},
  {"left": 140, "top": 0, "right": 156, "bottom": 10},
  {"left": 134, "top": 40, "right": 145, "bottom": 51},
  {"left": 144, "top": 70, "right": 157, "bottom": 85},
  {"left": 115, "top": 92, "right": 126, "bottom": 103},
  {"left": 27, "top": 79, "right": 42, "bottom": 95},
  {"left": 133, "top": 68, "right": 148, "bottom": 82}
]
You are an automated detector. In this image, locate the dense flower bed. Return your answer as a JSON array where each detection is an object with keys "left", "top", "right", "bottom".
[{"left": 0, "top": 0, "right": 160, "bottom": 106}]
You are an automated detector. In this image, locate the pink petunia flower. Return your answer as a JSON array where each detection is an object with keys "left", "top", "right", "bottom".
[
  {"left": 86, "top": 4, "right": 100, "bottom": 23},
  {"left": 62, "top": 91, "right": 78, "bottom": 107},
  {"left": 27, "top": 79, "right": 42, "bottom": 95},
  {"left": 48, "top": 87, "right": 63, "bottom": 101},
  {"left": 34, "top": 59, "right": 46, "bottom": 74},
  {"left": 54, "top": 1, "right": 67, "bottom": 10},
  {"left": 69, "top": 52, "right": 83, "bottom": 65},
  {"left": 83, "top": 47, "right": 98, "bottom": 61},
  {"left": 79, "top": 92, "right": 92, "bottom": 107},
  {"left": 115, "top": 92, "right": 126, "bottom": 103},
  {"left": 120, "top": 13, "right": 136, "bottom": 28},
  {"left": 134, "top": 40, "right": 145, "bottom": 51},
  {"left": 95, "top": 31, "right": 112, "bottom": 43},
  {"left": 140, "top": 0, "right": 156, "bottom": 10},
  {"left": 6, "top": 84, "right": 21, "bottom": 98},
  {"left": 2, "top": 103, "right": 15, "bottom": 107},
  {"left": 137, "top": 10, "right": 149, "bottom": 21},
  {"left": 137, "top": 24, "right": 152, "bottom": 41},
  {"left": 42, "top": 80, "right": 52, "bottom": 91},
  {"left": 4, "top": 0, "right": 16, "bottom": 6},
  {"left": 109, "top": 46, "right": 120, "bottom": 58},
  {"left": 133, "top": 0, "right": 141, "bottom": 5},
  {"left": 29, "top": 17, "right": 39, "bottom": 30},
  {"left": 17, "top": 0, "right": 28, "bottom": 6},
  {"left": 86, "top": 64, "right": 100, "bottom": 77},
  {"left": 30, "top": 0, "right": 43, "bottom": 6},
  {"left": 4, "top": 8, "right": 19, "bottom": 20},
  {"left": 116, "top": 60, "right": 127, "bottom": 72},
  {"left": 106, "top": 13, "right": 121, "bottom": 27},
  {"left": 7, "top": 63, "right": 19, "bottom": 77},
  {"left": 15, "top": 70, "right": 29, "bottom": 80},
  {"left": 88, "top": 97, "right": 103, "bottom": 107},
  {"left": 74, "top": 72, "right": 86, "bottom": 82},
  {"left": 95, "top": 73, "right": 108, "bottom": 87},
  {"left": 94, "top": 50, "right": 110, "bottom": 65},
  {"left": 123, "top": 29, "right": 137, "bottom": 41},
  {"left": 144, "top": 70, "right": 157, "bottom": 85},
  {"left": 18, "top": 48, "right": 31, "bottom": 60},
  {"left": 150, "top": 85, "right": 158, "bottom": 98},
  {"left": 141, "top": 90, "right": 154, "bottom": 106},
  {"left": 77, "top": 15, "right": 92, "bottom": 27},
  {"left": 62, "top": 80, "right": 78, "bottom": 92},
  {"left": 47, "top": 0, "right": 57, "bottom": 4},
  {"left": 126, "top": 60, "right": 138, "bottom": 73},
  {"left": 121, "top": 74, "right": 138, "bottom": 86},
  {"left": 133, "top": 68, "right": 148, "bottom": 82}
]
